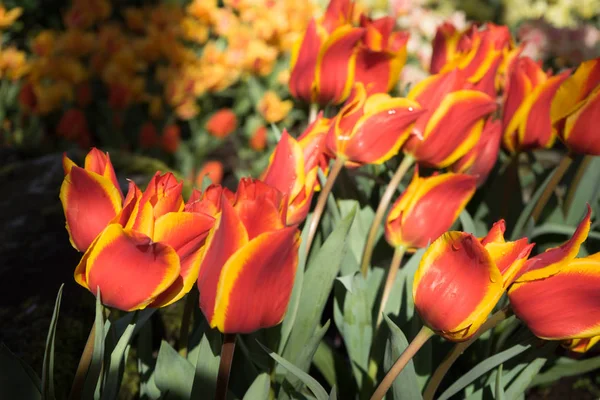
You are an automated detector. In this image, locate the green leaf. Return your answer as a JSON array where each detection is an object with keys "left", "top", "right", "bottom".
[
  {"left": 333, "top": 273, "right": 372, "bottom": 387},
  {"left": 438, "top": 339, "right": 535, "bottom": 400},
  {"left": 504, "top": 356, "right": 548, "bottom": 399},
  {"left": 280, "top": 208, "right": 356, "bottom": 370},
  {"left": 328, "top": 385, "right": 337, "bottom": 400},
  {"left": 564, "top": 156, "right": 600, "bottom": 225},
  {"left": 82, "top": 290, "right": 107, "bottom": 398},
  {"left": 510, "top": 163, "right": 563, "bottom": 240},
  {"left": 495, "top": 365, "right": 505, "bottom": 400},
  {"left": 382, "top": 315, "right": 423, "bottom": 400},
  {"left": 292, "top": 321, "right": 331, "bottom": 378},
  {"left": 530, "top": 355, "right": 600, "bottom": 387},
  {"left": 42, "top": 284, "right": 63, "bottom": 400},
  {"left": 0, "top": 344, "right": 41, "bottom": 400},
  {"left": 459, "top": 209, "right": 477, "bottom": 235},
  {"left": 258, "top": 342, "right": 328, "bottom": 400},
  {"left": 338, "top": 200, "right": 375, "bottom": 275},
  {"left": 154, "top": 341, "right": 194, "bottom": 400},
  {"left": 102, "top": 315, "right": 138, "bottom": 400},
  {"left": 190, "top": 333, "right": 221, "bottom": 398},
  {"left": 243, "top": 373, "right": 270, "bottom": 400},
  {"left": 137, "top": 319, "right": 161, "bottom": 399}
]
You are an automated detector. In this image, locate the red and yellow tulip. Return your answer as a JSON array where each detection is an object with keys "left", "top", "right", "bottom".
[
  {"left": 403, "top": 70, "right": 497, "bottom": 168},
  {"left": 61, "top": 150, "right": 215, "bottom": 311},
  {"left": 263, "top": 117, "right": 329, "bottom": 225},
  {"left": 502, "top": 56, "right": 571, "bottom": 153},
  {"left": 508, "top": 207, "right": 600, "bottom": 341},
  {"left": 430, "top": 22, "right": 461, "bottom": 75},
  {"left": 197, "top": 178, "right": 300, "bottom": 334},
  {"left": 289, "top": 0, "right": 364, "bottom": 105},
  {"left": 414, "top": 220, "right": 533, "bottom": 341},
  {"left": 385, "top": 170, "right": 477, "bottom": 250},
  {"left": 354, "top": 15, "right": 409, "bottom": 94},
  {"left": 451, "top": 118, "right": 502, "bottom": 187},
  {"left": 326, "top": 82, "right": 423, "bottom": 167},
  {"left": 563, "top": 336, "right": 600, "bottom": 353},
  {"left": 551, "top": 57, "right": 600, "bottom": 155}
]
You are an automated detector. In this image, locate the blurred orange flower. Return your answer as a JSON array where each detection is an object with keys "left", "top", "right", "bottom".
[{"left": 206, "top": 109, "right": 237, "bottom": 138}]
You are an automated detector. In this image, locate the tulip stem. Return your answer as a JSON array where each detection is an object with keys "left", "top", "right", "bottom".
[
  {"left": 216, "top": 333, "right": 236, "bottom": 400},
  {"left": 422, "top": 307, "right": 513, "bottom": 400},
  {"left": 370, "top": 325, "right": 434, "bottom": 400},
  {"left": 309, "top": 103, "right": 319, "bottom": 124},
  {"left": 361, "top": 155, "right": 414, "bottom": 276},
  {"left": 178, "top": 291, "right": 196, "bottom": 357},
  {"left": 305, "top": 157, "right": 345, "bottom": 256},
  {"left": 530, "top": 153, "right": 573, "bottom": 223},
  {"left": 376, "top": 245, "right": 406, "bottom": 328},
  {"left": 68, "top": 321, "right": 96, "bottom": 400}
]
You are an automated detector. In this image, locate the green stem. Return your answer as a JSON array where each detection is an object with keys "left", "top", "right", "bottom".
[
  {"left": 370, "top": 326, "right": 434, "bottom": 400},
  {"left": 178, "top": 291, "right": 196, "bottom": 358},
  {"left": 530, "top": 153, "right": 573, "bottom": 222},
  {"left": 309, "top": 103, "right": 319, "bottom": 124},
  {"left": 305, "top": 157, "right": 345, "bottom": 256},
  {"left": 361, "top": 155, "right": 414, "bottom": 276},
  {"left": 423, "top": 307, "right": 513, "bottom": 400},
  {"left": 68, "top": 321, "right": 96, "bottom": 400},
  {"left": 563, "top": 155, "right": 592, "bottom": 217},
  {"left": 376, "top": 246, "right": 406, "bottom": 328},
  {"left": 215, "top": 334, "right": 236, "bottom": 400}
]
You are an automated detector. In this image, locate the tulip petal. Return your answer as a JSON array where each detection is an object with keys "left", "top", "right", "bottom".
[
  {"left": 509, "top": 258, "right": 600, "bottom": 340},
  {"left": 563, "top": 335, "right": 600, "bottom": 353},
  {"left": 343, "top": 97, "right": 424, "bottom": 165},
  {"left": 84, "top": 148, "right": 123, "bottom": 200},
  {"left": 514, "top": 205, "right": 591, "bottom": 283},
  {"left": 211, "top": 226, "right": 300, "bottom": 333},
  {"left": 263, "top": 131, "right": 306, "bottom": 204},
  {"left": 562, "top": 86, "right": 600, "bottom": 155},
  {"left": 82, "top": 224, "right": 180, "bottom": 311},
  {"left": 150, "top": 211, "right": 215, "bottom": 307},
  {"left": 485, "top": 239, "right": 534, "bottom": 287},
  {"left": 551, "top": 58, "right": 600, "bottom": 123},
  {"left": 414, "top": 232, "right": 503, "bottom": 341},
  {"left": 198, "top": 196, "right": 249, "bottom": 325},
  {"left": 60, "top": 166, "right": 123, "bottom": 252},
  {"left": 289, "top": 19, "right": 322, "bottom": 103},
  {"left": 234, "top": 179, "right": 286, "bottom": 239},
  {"left": 315, "top": 25, "right": 365, "bottom": 105}
]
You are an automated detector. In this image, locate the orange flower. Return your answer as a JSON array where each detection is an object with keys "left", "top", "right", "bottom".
[
  {"left": 385, "top": 170, "right": 477, "bottom": 249},
  {"left": 250, "top": 126, "right": 268, "bottom": 151},
  {"left": 206, "top": 109, "right": 237, "bottom": 138},
  {"left": 161, "top": 125, "right": 181, "bottom": 154},
  {"left": 403, "top": 70, "right": 497, "bottom": 168},
  {"left": 326, "top": 83, "right": 423, "bottom": 167},
  {"left": 0, "top": 5, "right": 22, "bottom": 29},
  {"left": 196, "top": 161, "right": 224, "bottom": 186},
  {"left": 197, "top": 178, "right": 300, "bottom": 333},
  {"left": 257, "top": 91, "right": 293, "bottom": 123},
  {"left": 551, "top": 57, "right": 600, "bottom": 155},
  {"left": 502, "top": 56, "right": 571, "bottom": 153}
]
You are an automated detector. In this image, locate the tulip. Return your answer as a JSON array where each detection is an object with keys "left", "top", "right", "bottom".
[
  {"left": 354, "top": 15, "right": 409, "bottom": 94},
  {"left": 61, "top": 149, "right": 123, "bottom": 252},
  {"left": 414, "top": 221, "right": 533, "bottom": 341},
  {"left": 250, "top": 126, "right": 268, "bottom": 151},
  {"left": 508, "top": 206, "right": 600, "bottom": 341},
  {"left": 551, "top": 57, "right": 600, "bottom": 155},
  {"left": 61, "top": 151, "right": 215, "bottom": 311},
  {"left": 451, "top": 118, "right": 502, "bottom": 186},
  {"left": 563, "top": 336, "right": 600, "bottom": 353},
  {"left": 196, "top": 161, "right": 224, "bottom": 186},
  {"left": 262, "top": 118, "right": 328, "bottom": 225},
  {"left": 326, "top": 82, "right": 423, "bottom": 167},
  {"left": 197, "top": 178, "right": 300, "bottom": 333},
  {"left": 433, "top": 23, "right": 513, "bottom": 97},
  {"left": 206, "top": 109, "right": 237, "bottom": 138},
  {"left": 289, "top": 0, "right": 364, "bottom": 105},
  {"left": 186, "top": 184, "right": 234, "bottom": 218},
  {"left": 385, "top": 170, "right": 477, "bottom": 250},
  {"left": 502, "top": 56, "right": 571, "bottom": 153},
  {"left": 402, "top": 70, "right": 497, "bottom": 168}
]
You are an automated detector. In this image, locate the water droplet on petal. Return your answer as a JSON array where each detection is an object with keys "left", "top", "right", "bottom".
[{"left": 408, "top": 107, "right": 414, "bottom": 112}]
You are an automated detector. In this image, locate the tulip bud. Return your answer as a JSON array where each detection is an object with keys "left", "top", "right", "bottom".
[{"left": 206, "top": 108, "right": 237, "bottom": 138}]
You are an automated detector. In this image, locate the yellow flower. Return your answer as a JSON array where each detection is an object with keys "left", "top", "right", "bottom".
[
  {"left": 34, "top": 81, "right": 74, "bottom": 115},
  {"left": 257, "top": 91, "right": 293, "bottom": 123},
  {"left": 0, "top": 5, "right": 22, "bottom": 29},
  {"left": 32, "top": 30, "right": 57, "bottom": 57},
  {"left": 187, "top": 0, "right": 217, "bottom": 24},
  {"left": 57, "top": 29, "right": 96, "bottom": 57},
  {"left": 0, "top": 47, "right": 30, "bottom": 80},
  {"left": 181, "top": 17, "right": 209, "bottom": 44}
]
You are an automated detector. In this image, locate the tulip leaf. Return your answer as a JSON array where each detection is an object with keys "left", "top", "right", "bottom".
[
  {"left": 329, "top": 385, "right": 337, "bottom": 400},
  {"left": 82, "top": 290, "right": 107, "bottom": 399},
  {"left": 280, "top": 208, "right": 356, "bottom": 372},
  {"left": 382, "top": 315, "right": 423, "bottom": 400},
  {"left": 313, "top": 341, "right": 356, "bottom": 398},
  {"left": 504, "top": 356, "right": 548, "bottom": 400},
  {"left": 333, "top": 272, "right": 373, "bottom": 388},
  {"left": 510, "top": 163, "right": 564, "bottom": 240},
  {"left": 437, "top": 338, "right": 536, "bottom": 400},
  {"left": 291, "top": 320, "right": 331, "bottom": 383},
  {"left": 154, "top": 341, "right": 194, "bottom": 400},
  {"left": 494, "top": 365, "right": 505, "bottom": 400},
  {"left": 101, "top": 316, "right": 137, "bottom": 400},
  {"left": 243, "top": 373, "right": 270, "bottom": 400},
  {"left": 564, "top": 156, "right": 600, "bottom": 225},
  {"left": 137, "top": 318, "right": 161, "bottom": 400},
  {"left": 338, "top": 200, "right": 375, "bottom": 275},
  {"left": 0, "top": 344, "right": 41, "bottom": 400},
  {"left": 41, "top": 284, "right": 63, "bottom": 400},
  {"left": 258, "top": 342, "right": 329, "bottom": 400},
  {"left": 459, "top": 209, "right": 477, "bottom": 235},
  {"left": 190, "top": 333, "right": 221, "bottom": 398},
  {"left": 530, "top": 355, "right": 600, "bottom": 388}
]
